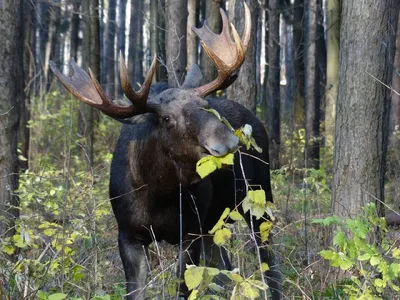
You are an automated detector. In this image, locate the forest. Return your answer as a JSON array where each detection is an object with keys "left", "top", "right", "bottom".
[{"left": 1, "top": 0, "right": 400, "bottom": 299}]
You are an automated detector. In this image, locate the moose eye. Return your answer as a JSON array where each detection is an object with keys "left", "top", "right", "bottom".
[{"left": 162, "top": 115, "right": 170, "bottom": 123}]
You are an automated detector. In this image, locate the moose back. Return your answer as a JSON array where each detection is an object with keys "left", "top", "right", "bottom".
[{"left": 51, "top": 4, "right": 281, "bottom": 299}]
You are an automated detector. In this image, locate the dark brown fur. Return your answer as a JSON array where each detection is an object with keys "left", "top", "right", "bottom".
[{"left": 109, "top": 88, "right": 281, "bottom": 299}]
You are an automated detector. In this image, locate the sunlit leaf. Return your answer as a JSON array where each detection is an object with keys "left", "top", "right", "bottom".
[{"left": 214, "top": 228, "right": 232, "bottom": 246}]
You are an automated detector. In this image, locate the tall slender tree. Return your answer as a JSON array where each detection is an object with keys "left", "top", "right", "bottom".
[
  {"left": 304, "top": 0, "right": 322, "bottom": 169},
  {"left": 117, "top": 0, "right": 127, "bottom": 96},
  {"left": 128, "top": 0, "right": 144, "bottom": 88},
  {"left": 227, "top": 0, "right": 259, "bottom": 113},
  {"left": 325, "top": 0, "right": 340, "bottom": 154},
  {"left": 390, "top": 14, "right": 400, "bottom": 148},
  {"left": 332, "top": 1, "right": 400, "bottom": 218},
  {"left": 266, "top": 0, "right": 280, "bottom": 169},
  {"left": 166, "top": 0, "right": 187, "bottom": 87},
  {"left": 105, "top": 0, "right": 117, "bottom": 98},
  {"left": 200, "top": 0, "right": 222, "bottom": 85},
  {"left": 187, "top": 0, "right": 198, "bottom": 70},
  {"left": 0, "top": 0, "right": 23, "bottom": 241},
  {"left": 79, "top": 0, "right": 100, "bottom": 165},
  {"left": 70, "top": 1, "right": 81, "bottom": 61}
]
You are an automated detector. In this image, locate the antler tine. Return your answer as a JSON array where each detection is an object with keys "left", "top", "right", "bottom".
[
  {"left": 192, "top": 2, "right": 251, "bottom": 97},
  {"left": 119, "top": 52, "right": 157, "bottom": 107},
  {"left": 50, "top": 59, "right": 142, "bottom": 118}
]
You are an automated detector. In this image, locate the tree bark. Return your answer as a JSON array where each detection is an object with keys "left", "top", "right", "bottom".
[
  {"left": 70, "top": 1, "right": 81, "bottom": 61},
  {"left": 166, "top": 0, "right": 187, "bottom": 87},
  {"left": 156, "top": 0, "right": 167, "bottom": 81},
  {"left": 293, "top": 0, "right": 305, "bottom": 134},
  {"left": 304, "top": 0, "right": 321, "bottom": 169},
  {"left": 390, "top": 13, "right": 400, "bottom": 148},
  {"left": 333, "top": 1, "right": 400, "bottom": 218},
  {"left": 226, "top": 0, "right": 259, "bottom": 114},
  {"left": 117, "top": 0, "right": 127, "bottom": 96},
  {"left": 187, "top": 0, "right": 198, "bottom": 70},
  {"left": 128, "top": 0, "right": 144, "bottom": 88},
  {"left": 325, "top": 0, "right": 340, "bottom": 155},
  {"left": 44, "top": 1, "right": 61, "bottom": 91},
  {"left": 105, "top": 0, "right": 117, "bottom": 98},
  {"left": 0, "top": 0, "right": 23, "bottom": 240},
  {"left": 266, "top": 0, "right": 280, "bottom": 169},
  {"left": 79, "top": 0, "right": 100, "bottom": 165},
  {"left": 200, "top": 0, "right": 222, "bottom": 85}
]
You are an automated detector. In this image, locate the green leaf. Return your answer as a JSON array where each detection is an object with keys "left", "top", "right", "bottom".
[
  {"left": 339, "top": 259, "right": 353, "bottom": 271},
  {"left": 209, "top": 208, "right": 230, "bottom": 234},
  {"left": 188, "top": 289, "right": 199, "bottom": 300},
  {"left": 2, "top": 244, "right": 15, "bottom": 255},
  {"left": 184, "top": 266, "right": 204, "bottom": 290},
  {"left": 392, "top": 248, "right": 400, "bottom": 259},
  {"left": 357, "top": 253, "right": 371, "bottom": 261},
  {"left": 239, "top": 281, "right": 260, "bottom": 299},
  {"left": 374, "top": 278, "right": 386, "bottom": 288},
  {"left": 48, "top": 293, "right": 68, "bottom": 300},
  {"left": 229, "top": 210, "right": 243, "bottom": 221},
  {"left": 370, "top": 256, "right": 380, "bottom": 266},
  {"left": 320, "top": 250, "right": 336, "bottom": 260},
  {"left": 333, "top": 232, "right": 347, "bottom": 249},
  {"left": 213, "top": 228, "right": 232, "bottom": 246}
]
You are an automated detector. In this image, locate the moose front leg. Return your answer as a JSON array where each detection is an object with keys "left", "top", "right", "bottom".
[
  {"left": 176, "top": 238, "right": 201, "bottom": 299},
  {"left": 118, "top": 232, "right": 149, "bottom": 300}
]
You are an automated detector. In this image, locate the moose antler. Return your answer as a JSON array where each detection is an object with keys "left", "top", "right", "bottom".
[
  {"left": 50, "top": 55, "right": 157, "bottom": 119},
  {"left": 192, "top": 2, "right": 251, "bottom": 97}
]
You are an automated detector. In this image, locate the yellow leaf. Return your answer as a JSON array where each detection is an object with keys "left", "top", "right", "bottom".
[
  {"left": 184, "top": 266, "right": 204, "bottom": 291},
  {"left": 196, "top": 156, "right": 218, "bottom": 179},
  {"left": 392, "top": 248, "right": 400, "bottom": 259},
  {"left": 248, "top": 190, "right": 266, "bottom": 206},
  {"left": 261, "top": 263, "right": 270, "bottom": 272},
  {"left": 188, "top": 289, "right": 199, "bottom": 300},
  {"left": 218, "top": 153, "right": 234, "bottom": 165},
  {"left": 231, "top": 273, "right": 244, "bottom": 283},
  {"left": 229, "top": 210, "right": 243, "bottom": 221},
  {"left": 239, "top": 281, "right": 260, "bottom": 299},
  {"left": 209, "top": 208, "right": 230, "bottom": 234},
  {"left": 260, "top": 221, "right": 273, "bottom": 243},
  {"left": 213, "top": 228, "right": 232, "bottom": 246}
]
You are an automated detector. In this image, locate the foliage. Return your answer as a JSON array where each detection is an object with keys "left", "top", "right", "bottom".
[
  {"left": 314, "top": 203, "right": 400, "bottom": 299},
  {"left": 0, "top": 92, "right": 123, "bottom": 298}
]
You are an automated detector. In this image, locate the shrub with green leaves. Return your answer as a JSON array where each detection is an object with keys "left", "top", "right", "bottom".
[{"left": 314, "top": 203, "right": 400, "bottom": 299}]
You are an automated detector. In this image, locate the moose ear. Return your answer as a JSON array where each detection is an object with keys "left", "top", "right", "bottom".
[{"left": 181, "top": 64, "right": 204, "bottom": 89}]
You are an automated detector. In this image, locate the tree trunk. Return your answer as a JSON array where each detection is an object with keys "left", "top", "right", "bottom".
[
  {"left": 128, "top": 0, "right": 144, "bottom": 88},
  {"left": 70, "top": 1, "right": 81, "bottom": 61},
  {"left": 293, "top": 0, "right": 305, "bottom": 133},
  {"left": 266, "top": 0, "right": 280, "bottom": 169},
  {"left": 44, "top": 1, "right": 61, "bottom": 91},
  {"left": 117, "top": 0, "right": 127, "bottom": 96},
  {"left": 105, "top": 0, "right": 117, "bottom": 98},
  {"left": 333, "top": 1, "right": 400, "bottom": 219},
  {"left": 200, "top": 0, "right": 222, "bottom": 85},
  {"left": 79, "top": 0, "right": 100, "bottom": 165},
  {"left": 20, "top": 1, "right": 36, "bottom": 171},
  {"left": 304, "top": 0, "right": 321, "bottom": 169},
  {"left": 187, "top": 0, "right": 198, "bottom": 69},
  {"left": 0, "top": 0, "right": 23, "bottom": 241},
  {"left": 166, "top": 0, "right": 187, "bottom": 87},
  {"left": 226, "top": 0, "right": 259, "bottom": 113},
  {"left": 156, "top": 0, "right": 167, "bottom": 81},
  {"left": 325, "top": 0, "right": 340, "bottom": 155},
  {"left": 390, "top": 13, "right": 400, "bottom": 148}
]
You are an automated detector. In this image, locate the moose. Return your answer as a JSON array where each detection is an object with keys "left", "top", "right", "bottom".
[{"left": 50, "top": 3, "right": 281, "bottom": 299}]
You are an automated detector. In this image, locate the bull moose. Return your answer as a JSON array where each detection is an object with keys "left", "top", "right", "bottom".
[{"left": 50, "top": 3, "right": 281, "bottom": 299}]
